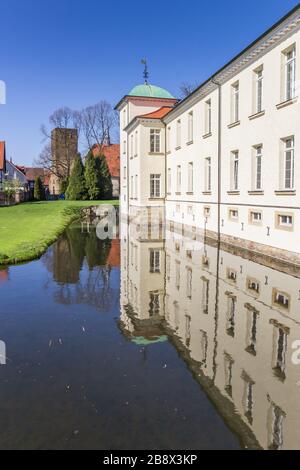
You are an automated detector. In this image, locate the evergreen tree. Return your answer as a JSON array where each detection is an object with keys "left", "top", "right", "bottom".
[
  {"left": 84, "top": 151, "right": 100, "bottom": 200},
  {"left": 96, "top": 155, "right": 113, "bottom": 200},
  {"left": 66, "top": 155, "right": 87, "bottom": 200},
  {"left": 34, "top": 176, "right": 45, "bottom": 201},
  {"left": 59, "top": 177, "right": 69, "bottom": 195}
]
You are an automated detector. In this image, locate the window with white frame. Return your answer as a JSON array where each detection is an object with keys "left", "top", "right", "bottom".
[
  {"left": 175, "top": 261, "right": 181, "bottom": 290},
  {"left": 130, "top": 175, "right": 133, "bottom": 198},
  {"left": 130, "top": 134, "right": 133, "bottom": 158},
  {"left": 268, "top": 401, "right": 285, "bottom": 450},
  {"left": 186, "top": 268, "right": 192, "bottom": 299},
  {"left": 226, "top": 295, "right": 236, "bottom": 337},
  {"left": 167, "top": 168, "right": 171, "bottom": 193},
  {"left": 282, "top": 137, "right": 294, "bottom": 189},
  {"left": 230, "top": 151, "right": 239, "bottom": 191},
  {"left": 188, "top": 162, "right": 193, "bottom": 192},
  {"left": 150, "top": 129, "right": 161, "bottom": 153},
  {"left": 123, "top": 166, "right": 126, "bottom": 180},
  {"left": 204, "top": 206, "right": 211, "bottom": 217},
  {"left": 134, "top": 175, "right": 138, "bottom": 198},
  {"left": 150, "top": 174, "right": 161, "bottom": 198},
  {"left": 123, "top": 140, "right": 126, "bottom": 154},
  {"left": 176, "top": 165, "right": 181, "bottom": 192},
  {"left": 250, "top": 210, "right": 262, "bottom": 224},
  {"left": 277, "top": 213, "right": 293, "bottom": 228},
  {"left": 201, "top": 278, "right": 209, "bottom": 314},
  {"left": 176, "top": 120, "right": 181, "bottom": 147},
  {"left": 253, "top": 145, "right": 262, "bottom": 190},
  {"left": 134, "top": 131, "right": 138, "bottom": 156},
  {"left": 245, "top": 307, "right": 259, "bottom": 356},
  {"left": 199, "top": 330, "right": 208, "bottom": 364},
  {"left": 285, "top": 46, "right": 296, "bottom": 101},
  {"left": 229, "top": 208, "right": 239, "bottom": 221},
  {"left": 242, "top": 372, "right": 255, "bottom": 424},
  {"left": 188, "top": 111, "right": 193, "bottom": 142},
  {"left": 205, "top": 157, "right": 212, "bottom": 192},
  {"left": 149, "top": 291, "right": 160, "bottom": 317},
  {"left": 122, "top": 109, "right": 126, "bottom": 129},
  {"left": 205, "top": 99, "right": 212, "bottom": 134},
  {"left": 231, "top": 82, "right": 239, "bottom": 123},
  {"left": 167, "top": 126, "right": 171, "bottom": 152},
  {"left": 224, "top": 352, "right": 234, "bottom": 396},
  {"left": 254, "top": 67, "right": 263, "bottom": 113},
  {"left": 149, "top": 249, "right": 161, "bottom": 273}
]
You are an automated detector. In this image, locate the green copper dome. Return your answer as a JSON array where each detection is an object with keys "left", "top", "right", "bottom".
[{"left": 129, "top": 83, "right": 174, "bottom": 99}]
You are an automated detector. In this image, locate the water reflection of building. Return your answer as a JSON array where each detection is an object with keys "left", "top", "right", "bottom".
[
  {"left": 120, "top": 219, "right": 300, "bottom": 450},
  {"left": 0, "top": 268, "right": 9, "bottom": 285}
]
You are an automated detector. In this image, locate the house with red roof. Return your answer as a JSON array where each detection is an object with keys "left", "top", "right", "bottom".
[
  {"left": 16, "top": 167, "right": 50, "bottom": 199},
  {"left": 0, "top": 141, "right": 7, "bottom": 191},
  {"left": 0, "top": 142, "right": 29, "bottom": 204},
  {"left": 92, "top": 143, "right": 120, "bottom": 198}
]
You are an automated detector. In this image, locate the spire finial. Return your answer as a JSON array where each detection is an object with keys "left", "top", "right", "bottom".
[{"left": 141, "top": 58, "right": 149, "bottom": 84}]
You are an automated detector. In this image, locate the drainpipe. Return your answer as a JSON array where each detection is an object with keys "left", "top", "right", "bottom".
[{"left": 211, "top": 77, "right": 221, "bottom": 383}]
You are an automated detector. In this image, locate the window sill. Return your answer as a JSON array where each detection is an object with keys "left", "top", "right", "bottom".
[
  {"left": 228, "top": 120, "right": 240, "bottom": 129},
  {"left": 249, "top": 221, "right": 263, "bottom": 227},
  {"left": 248, "top": 110, "right": 265, "bottom": 120},
  {"left": 202, "top": 191, "right": 212, "bottom": 195},
  {"left": 227, "top": 190, "right": 240, "bottom": 195},
  {"left": 186, "top": 192, "right": 194, "bottom": 195},
  {"left": 276, "top": 97, "right": 298, "bottom": 110},
  {"left": 275, "top": 190, "right": 296, "bottom": 196},
  {"left": 175, "top": 146, "right": 181, "bottom": 151},
  {"left": 248, "top": 190, "right": 264, "bottom": 195},
  {"left": 148, "top": 197, "right": 164, "bottom": 201},
  {"left": 275, "top": 225, "right": 294, "bottom": 232},
  {"left": 166, "top": 192, "right": 171, "bottom": 195},
  {"left": 186, "top": 140, "right": 193, "bottom": 146},
  {"left": 148, "top": 152, "right": 164, "bottom": 156},
  {"left": 175, "top": 192, "right": 181, "bottom": 195},
  {"left": 202, "top": 132, "right": 212, "bottom": 139}
]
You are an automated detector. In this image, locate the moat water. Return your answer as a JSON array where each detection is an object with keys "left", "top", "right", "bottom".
[{"left": 0, "top": 218, "right": 299, "bottom": 449}]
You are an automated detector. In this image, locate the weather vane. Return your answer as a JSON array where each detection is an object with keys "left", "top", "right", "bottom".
[{"left": 141, "top": 58, "right": 149, "bottom": 84}]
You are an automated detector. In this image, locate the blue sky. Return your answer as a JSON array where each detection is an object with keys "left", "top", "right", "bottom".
[{"left": 0, "top": 0, "right": 298, "bottom": 165}]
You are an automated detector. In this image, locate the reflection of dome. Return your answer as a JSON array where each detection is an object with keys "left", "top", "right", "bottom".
[
  {"left": 131, "top": 335, "right": 168, "bottom": 346},
  {"left": 129, "top": 83, "right": 174, "bottom": 99}
]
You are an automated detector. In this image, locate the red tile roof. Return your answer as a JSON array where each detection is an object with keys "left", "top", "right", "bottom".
[
  {"left": 139, "top": 106, "right": 173, "bottom": 119},
  {"left": 0, "top": 141, "right": 6, "bottom": 172},
  {"left": 17, "top": 167, "right": 50, "bottom": 185},
  {"left": 92, "top": 144, "right": 120, "bottom": 178}
]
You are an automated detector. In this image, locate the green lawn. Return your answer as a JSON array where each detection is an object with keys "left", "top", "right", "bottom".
[{"left": 0, "top": 200, "right": 118, "bottom": 265}]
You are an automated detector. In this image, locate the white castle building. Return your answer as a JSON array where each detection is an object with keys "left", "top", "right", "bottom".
[{"left": 116, "top": 5, "right": 300, "bottom": 265}]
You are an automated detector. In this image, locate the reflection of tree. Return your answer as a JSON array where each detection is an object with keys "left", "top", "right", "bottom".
[
  {"left": 44, "top": 221, "right": 118, "bottom": 312},
  {"left": 52, "top": 229, "right": 85, "bottom": 284},
  {"left": 53, "top": 266, "right": 117, "bottom": 312},
  {"left": 85, "top": 231, "right": 111, "bottom": 269}
]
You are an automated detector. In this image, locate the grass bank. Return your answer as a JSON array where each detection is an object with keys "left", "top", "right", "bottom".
[{"left": 0, "top": 200, "right": 118, "bottom": 265}]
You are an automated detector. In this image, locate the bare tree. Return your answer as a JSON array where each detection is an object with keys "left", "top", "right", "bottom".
[
  {"left": 179, "top": 81, "right": 199, "bottom": 98},
  {"left": 35, "top": 101, "right": 118, "bottom": 177},
  {"left": 80, "top": 100, "right": 116, "bottom": 154}
]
